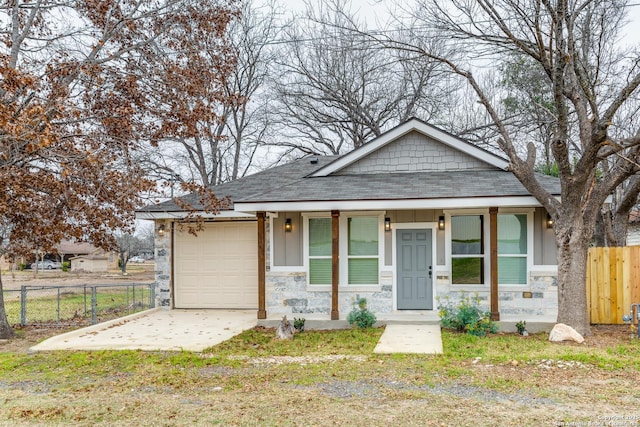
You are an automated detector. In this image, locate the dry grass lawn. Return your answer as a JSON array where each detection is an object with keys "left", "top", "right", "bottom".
[{"left": 0, "top": 324, "right": 639, "bottom": 426}]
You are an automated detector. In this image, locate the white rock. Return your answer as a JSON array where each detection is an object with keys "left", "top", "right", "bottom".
[{"left": 549, "top": 323, "right": 585, "bottom": 343}]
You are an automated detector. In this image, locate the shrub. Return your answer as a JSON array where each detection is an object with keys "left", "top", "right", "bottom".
[
  {"left": 293, "top": 317, "right": 305, "bottom": 333},
  {"left": 515, "top": 320, "right": 527, "bottom": 335},
  {"left": 347, "top": 297, "right": 377, "bottom": 329},
  {"left": 438, "top": 293, "right": 497, "bottom": 337},
  {"left": 61, "top": 261, "right": 71, "bottom": 272}
]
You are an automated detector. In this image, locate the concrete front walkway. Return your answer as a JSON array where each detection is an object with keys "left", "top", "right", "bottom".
[
  {"left": 29, "top": 308, "right": 445, "bottom": 354},
  {"left": 29, "top": 308, "right": 257, "bottom": 352},
  {"left": 374, "top": 324, "right": 443, "bottom": 354}
]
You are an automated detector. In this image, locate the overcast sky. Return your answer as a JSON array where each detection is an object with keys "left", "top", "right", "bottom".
[{"left": 279, "top": 0, "right": 640, "bottom": 46}]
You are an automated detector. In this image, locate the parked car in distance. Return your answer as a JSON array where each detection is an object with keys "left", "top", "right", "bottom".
[
  {"left": 31, "top": 260, "right": 62, "bottom": 270},
  {"left": 129, "top": 256, "right": 146, "bottom": 263}
]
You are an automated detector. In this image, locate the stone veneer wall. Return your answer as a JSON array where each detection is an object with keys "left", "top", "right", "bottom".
[
  {"left": 265, "top": 271, "right": 394, "bottom": 317},
  {"left": 337, "top": 131, "right": 494, "bottom": 175},
  {"left": 265, "top": 269, "right": 558, "bottom": 319},
  {"left": 154, "top": 220, "right": 172, "bottom": 308},
  {"left": 435, "top": 272, "right": 558, "bottom": 319}
]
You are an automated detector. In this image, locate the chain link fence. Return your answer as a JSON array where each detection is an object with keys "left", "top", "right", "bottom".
[{"left": 2, "top": 283, "right": 155, "bottom": 327}]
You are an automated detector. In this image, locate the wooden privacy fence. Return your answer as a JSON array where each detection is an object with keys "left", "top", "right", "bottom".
[{"left": 587, "top": 246, "right": 640, "bottom": 324}]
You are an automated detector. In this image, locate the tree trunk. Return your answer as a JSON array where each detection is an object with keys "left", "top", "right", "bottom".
[
  {"left": 593, "top": 211, "right": 606, "bottom": 247},
  {"left": 0, "top": 272, "right": 15, "bottom": 339},
  {"left": 611, "top": 210, "right": 631, "bottom": 247},
  {"left": 120, "top": 255, "right": 127, "bottom": 274},
  {"left": 555, "top": 225, "right": 592, "bottom": 336}
]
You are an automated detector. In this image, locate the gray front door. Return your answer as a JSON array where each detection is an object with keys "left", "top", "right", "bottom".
[{"left": 397, "top": 229, "right": 433, "bottom": 310}]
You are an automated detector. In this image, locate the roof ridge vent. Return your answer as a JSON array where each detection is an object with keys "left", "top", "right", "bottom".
[{"left": 310, "top": 156, "right": 318, "bottom": 164}]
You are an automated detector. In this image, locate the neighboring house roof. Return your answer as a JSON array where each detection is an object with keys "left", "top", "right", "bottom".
[
  {"left": 56, "top": 240, "right": 100, "bottom": 254},
  {"left": 137, "top": 119, "right": 561, "bottom": 218},
  {"left": 70, "top": 254, "right": 108, "bottom": 261}
]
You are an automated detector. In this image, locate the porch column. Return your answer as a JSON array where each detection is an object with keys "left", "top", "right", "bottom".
[
  {"left": 489, "top": 207, "right": 500, "bottom": 321},
  {"left": 331, "top": 210, "right": 340, "bottom": 320},
  {"left": 257, "top": 212, "right": 267, "bottom": 319}
]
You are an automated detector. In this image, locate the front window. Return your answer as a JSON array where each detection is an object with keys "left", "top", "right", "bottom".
[
  {"left": 308, "top": 217, "right": 332, "bottom": 285},
  {"left": 347, "top": 216, "right": 379, "bottom": 285},
  {"left": 451, "top": 215, "right": 484, "bottom": 285},
  {"left": 498, "top": 214, "right": 528, "bottom": 285}
]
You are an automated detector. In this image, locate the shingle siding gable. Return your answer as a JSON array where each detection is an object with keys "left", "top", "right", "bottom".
[{"left": 335, "top": 130, "right": 499, "bottom": 174}]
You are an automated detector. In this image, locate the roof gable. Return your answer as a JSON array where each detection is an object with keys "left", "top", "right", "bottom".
[{"left": 310, "top": 118, "right": 509, "bottom": 177}]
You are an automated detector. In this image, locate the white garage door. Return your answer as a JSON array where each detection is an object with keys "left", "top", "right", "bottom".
[{"left": 174, "top": 221, "right": 258, "bottom": 308}]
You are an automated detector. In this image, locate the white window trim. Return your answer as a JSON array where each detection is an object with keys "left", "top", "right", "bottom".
[
  {"left": 497, "top": 209, "right": 534, "bottom": 288},
  {"left": 302, "top": 211, "right": 384, "bottom": 290},
  {"left": 303, "top": 212, "right": 333, "bottom": 288},
  {"left": 340, "top": 212, "right": 385, "bottom": 288},
  {"left": 391, "top": 222, "right": 438, "bottom": 311},
  {"left": 443, "top": 208, "right": 534, "bottom": 291},
  {"left": 444, "top": 209, "right": 489, "bottom": 289}
]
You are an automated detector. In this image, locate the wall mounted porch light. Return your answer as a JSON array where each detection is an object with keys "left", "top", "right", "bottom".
[
  {"left": 284, "top": 218, "right": 292, "bottom": 232},
  {"left": 157, "top": 224, "right": 166, "bottom": 237},
  {"left": 384, "top": 217, "right": 391, "bottom": 232},
  {"left": 546, "top": 213, "right": 554, "bottom": 229},
  {"left": 438, "top": 216, "right": 445, "bottom": 231}
]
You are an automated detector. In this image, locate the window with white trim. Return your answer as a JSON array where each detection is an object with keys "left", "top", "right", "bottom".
[
  {"left": 347, "top": 216, "right": 379, "bottom": 285},
  {"left": 451, "top": 215, "right": 484, "bottom": 285},
  {"left": 497, "top": 213, "right": 528, "bottom": 285},
  {"left": 308, "top": 217, "right": 332, "bottom": 285}
]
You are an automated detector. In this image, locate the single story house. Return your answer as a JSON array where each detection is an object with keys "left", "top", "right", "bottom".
[
  {"left": 65, "top": 242, "right": 118, "bottom": 272},
  {"left": 137, "top": 118, "right": 560, "bottom": 321},
  {"left": 70, "top": 253, "right": 114, "bottom": 272}
]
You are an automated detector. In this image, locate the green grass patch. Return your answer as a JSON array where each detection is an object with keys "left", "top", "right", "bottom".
[
  {"left": 2, "top": 326, "right": 640, "bottom": 426},
  {"left": 441, "top": 329, "right": 640, "bottom": 370},
  {"left": 203, "top": 327, "right": 384, "bottom": 357}
]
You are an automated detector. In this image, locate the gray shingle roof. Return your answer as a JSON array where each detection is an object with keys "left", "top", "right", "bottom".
[
  {"left": 139, "top": 155, "right": 560, "bottom": 213},
  {"left": 238, "top": 170, "right": 560, "bottom": 203},
  {"left": 139, "top": 156, "right": 339, "bottom": 212}
]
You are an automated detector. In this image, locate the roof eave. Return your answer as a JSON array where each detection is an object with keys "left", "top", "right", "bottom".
[
  {"left": 135, "top": 210, "right": 255, "bottom": 220},
  {"left": 234, "top": 195, "right": 560, "bottom": 213}
]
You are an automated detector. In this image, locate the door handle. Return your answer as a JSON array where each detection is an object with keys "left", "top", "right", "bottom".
[{"left": 428, "top": 265, "right": 432, "bottom": 278}]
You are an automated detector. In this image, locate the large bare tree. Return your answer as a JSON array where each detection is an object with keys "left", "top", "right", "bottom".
[
  {"left": 270, "top": 0, "right": 452, "bottom": 156},
  {"left": 499, "top": 53, "right": 640, "bottom": 248},
  {"left": 376, "top": 0, "right": 640, "bottom": 334}
]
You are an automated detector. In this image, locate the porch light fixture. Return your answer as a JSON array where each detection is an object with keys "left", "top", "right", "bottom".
[
  {"left": 284, "top": 218, "right": 292, "bottom": 232},
  {"left": 384, "top": 217, "right": 391, "bottom": 232},
  {"left": 158, "top": 224, "right": 166, "bottom": 237},
  {"left": 546, "top": 214, "right": 554, "bottom": 229},
  {"left": 438, "top": 216, "right": 445, "bottom": 231}
]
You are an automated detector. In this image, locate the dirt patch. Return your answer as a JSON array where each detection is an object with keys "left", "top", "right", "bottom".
[
  {"left": 0, "top": 324, "right": 78, "bottom": 353},
  {"left": 586, "top": 323, "right": 638, "bottom": 345},
  {"left": 493, "top": 324, "right": 635, "bottom": 346}
]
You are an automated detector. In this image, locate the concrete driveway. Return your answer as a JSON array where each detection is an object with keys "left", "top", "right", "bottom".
[{"left": 29, "top": 308, "right": 257, "bottom": 352}]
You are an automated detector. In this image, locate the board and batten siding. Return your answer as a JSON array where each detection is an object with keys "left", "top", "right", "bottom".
[
  {"left": 271, "top": 213, "right": 303, "bottom": 267},
  {"left": 270, "top": 208, "right": 556, "bottom": 270}
]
